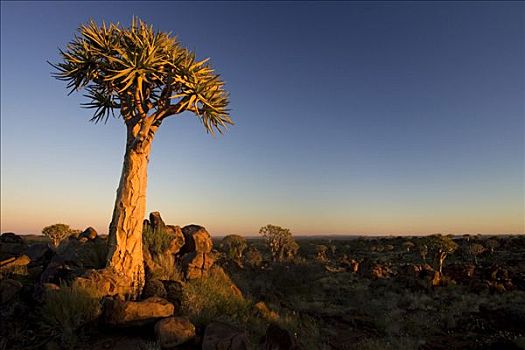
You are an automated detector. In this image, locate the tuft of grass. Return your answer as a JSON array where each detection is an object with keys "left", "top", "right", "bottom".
[
  {"left": 181, "top": 266, "right": 252, "bottom": 327},
  {"left": 143, "top": 226, "right": 173, "bottom": 255},
  {"left": 39, "top": 282, "right": 101, "bottom": 349},
  {"left": 150, "top": 253, "right": 184, "bottom": 281}
]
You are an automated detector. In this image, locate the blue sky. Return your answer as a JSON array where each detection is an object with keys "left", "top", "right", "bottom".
[{"left": 1, "top": 2, "right": 523, "bottom": 235}]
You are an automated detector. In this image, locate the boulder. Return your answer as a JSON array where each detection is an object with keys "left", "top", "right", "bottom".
[
  {"left": 202, "top": 322, "right": 250, "bottom": 350},
  {"left": 254, "top": 301, "right": 279, "bottom": 322},
  {"left": 0, "top": 232, "right": 24, "bottom": 244},
  {"left": 72, "top": 268, "right": 131, "bottom": 298},
  {"left": 155, "top": 316, "right": 195, "bottom": 348},
  {"left": 149, "top": 211, "right": 167, "bottom": 231},
  {"left": 79, "top": 227, "right": 97, "bottom": 240},
  {"left": 165, "top": 225, "right": 185, "bottom": 255},
  {"left": 182, "top": 252, "right": 215, "bottom": 280},
  {"left": 263, "top": 324, "right": 300, "bottom": 350},
  {"left": 142, "top": 278, "right": 167, "bottom": 299},
  {"left": 163, "top": 280, "right": 184, "bottom": 308},
  {"left": 53, "top": 236, "right": 107, "bottom": 269},
  {"left": 26, "top": 243, "right": 54, "bottom": 263},
  {"left": 40, "top": 261, "right": 84, "bottom": 285},
  {"left": 0, "top": 255, "right": 31, "bottom": 271},
  {"left": 0, "top": 233, "right": 26, "bottom": 260},
  {"left": 181, "top": 225, "right": 213, "bottom": 253},
  {"left": 104, "top": 296, "right": 174, "bottom": 327},
  {"left": 0, "top": 279, "right": 23, "bottom": 304}
]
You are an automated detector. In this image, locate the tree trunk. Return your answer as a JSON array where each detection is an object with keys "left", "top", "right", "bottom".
[{"left": 106, "top": 123, "right": 154, "bottom": 299}]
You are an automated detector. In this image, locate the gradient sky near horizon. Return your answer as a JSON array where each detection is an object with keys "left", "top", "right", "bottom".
[{"left": 1, "top": 2, "right": 524, "bottom": 236}]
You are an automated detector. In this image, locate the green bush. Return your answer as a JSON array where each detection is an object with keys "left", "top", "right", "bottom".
[
  {"left": 39, "top": 283, "right": 101, "bottom": 348},
  {"left": 143, "top": 225, "right": 173, "bottom": 255}
]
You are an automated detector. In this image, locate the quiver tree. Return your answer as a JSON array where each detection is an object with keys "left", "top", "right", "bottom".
[
  {"left": 426, "top": 234, "right": 458, "bottom": 273},
  {"left": 51, "top": 18, "right": 232, "bottom": 298},
  {"left": 259, "top": 224, "right": 299, "bottom": 262}
]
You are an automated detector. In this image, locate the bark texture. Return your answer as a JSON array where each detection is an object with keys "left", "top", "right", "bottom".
[{"left": 107, "top": 120, "right": 157, "bottom": 298}]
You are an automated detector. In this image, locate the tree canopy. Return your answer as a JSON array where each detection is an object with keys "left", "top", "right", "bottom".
[{"left": 51, "top": 18, "right": 232, "bottom": 135}]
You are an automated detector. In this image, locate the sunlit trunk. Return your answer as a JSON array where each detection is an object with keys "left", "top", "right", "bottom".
[{"left": 106, "top": 123, "right": 153, "bottom": 299}]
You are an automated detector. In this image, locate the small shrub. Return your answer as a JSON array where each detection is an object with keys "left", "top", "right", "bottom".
[
  {"left": 39, "top": 283, "right": 101, "bottom": 348},
  {"left": 143, "top": 225, "right": 173, "bottom": 255}
]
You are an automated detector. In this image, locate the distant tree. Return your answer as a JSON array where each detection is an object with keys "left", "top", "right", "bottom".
[
  {"left": 42, "top": 224, "right": 74, "bottom": 247},
  {"left": 425, "top": 235, "right": 459, "bottom": 273},
  {"left": 402, "top": 241, "right": 415, "bottom": 253},
  {"left": 51, "top": 18, "right": 232, "bottom": 297},
  {"left": 469, "top": 243, "right": 486, "bottom": 264},
  {"left": 485, "top": 239, "right": 500, "bottom": 254},
  {"left": 259, "top": 224, "right": 299, "bottom": 262},
  {"left": 315, "top": 245, "right": 328, "bottom": 262},
  {"left": 244, "top": 246, "right": 263, "bottom": 268},
  {"left": 418, "top": 243, "right": 428, "bottom": 262},
  {"left": 220, "top": 235, "right": 248, "bottom": 262}
]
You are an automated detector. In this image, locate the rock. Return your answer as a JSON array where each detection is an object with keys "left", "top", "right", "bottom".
[
  {"left": 0, "top": 279, "right": 23, "bottom": 304},
  {"left": 104, "top": 296, "right": 174, "bottom": 327},
  {"left": 155, "top": 316, "right": 196, "bottom": 348},
  {"left": 0, "top": 255, "right": 31, "bottom": 271},
  {"left": 72, "top": 268, "right": 132, "bottom": 298},
  {"left": 202, "top": 322, "right": 249, "bottom": 350},
  {"left": 165, "top": 225, "right": 185, "bottom": 255},
  {"left": 40, "top": 261, "right": 84, "bottom": 285},
  {"left": 181, "top": 225, "right": 213, "bottom": 253},
  {"left": 142, "top": 278, "right": 167, "bottom": 299},
  {"left": 149, "top": 211, "right": 167, "bottom": 231},
  {"left": 182, "top": 252, "right": 215, "bottom": 279},
  {"left": 163, "top": 280, "right": 184, "bottom": 308},
  {"left": 254, "top": 301, "right": 279, "bottom": 322},
  {"left": 79, "top": 227, "right": 97, "bottom": 240},
  {"left": 42, "top": 283, "right": 60, "bottom": 291},
  {"left": 26, "top": 243, "right": 54, "bottom": 263},
  {"left": 53, "top": 236, "right": 107, "bottom": 269},
  {"left": 0, "top": 232, "right": 24, "bottom": 244},
  {"left": 264, "top": 324, "right": 299, "bottom": 350},
  {"left": 0, "top": 233, "right": 26, "bottom": 260}
]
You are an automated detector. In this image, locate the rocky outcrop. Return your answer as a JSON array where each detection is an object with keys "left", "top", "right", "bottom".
[
  {"left": 103, "top": 296, "right": 174, "bottom": 327},
  {"left": 155, "top": 316, "right": 196, "bottom": 348},
  {"left": 202, "top": 322, "right": 249, "bottom": 350}
]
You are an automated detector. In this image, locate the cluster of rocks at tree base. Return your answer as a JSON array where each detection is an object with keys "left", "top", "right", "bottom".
[{"left": 143, "top": 212, "right": 216, "bottom": 280}]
